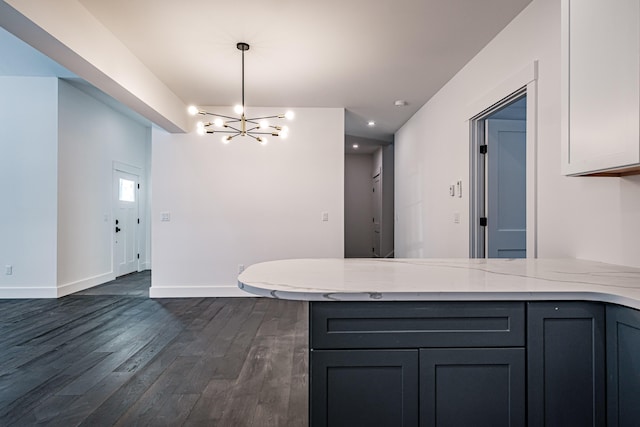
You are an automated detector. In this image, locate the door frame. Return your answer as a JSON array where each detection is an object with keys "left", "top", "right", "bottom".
[
  {"left": 112, "top": 161, "right": 143, "bottom": 275},
  {"left": 467, "top": 62, "right": 538, "bottom": 258},
  {"left": 372, "top": 168, "right": 382, "bottom": 258}
]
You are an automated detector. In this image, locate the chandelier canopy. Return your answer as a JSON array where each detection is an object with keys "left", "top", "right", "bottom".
[{"left": 187, "top": 42, "right": 294, "bottom": 145}]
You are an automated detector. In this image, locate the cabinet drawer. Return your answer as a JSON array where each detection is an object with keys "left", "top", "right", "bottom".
[{"left": 310, "top": 301, "right": 525, "bottom": 349}]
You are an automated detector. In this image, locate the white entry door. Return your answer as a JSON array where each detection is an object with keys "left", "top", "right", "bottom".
[
  {"left": 114, "top": 170, "right": 139, "bottom": 276},
  {"left": 486, "top": 119, "right": 526, "bottom": 258}
]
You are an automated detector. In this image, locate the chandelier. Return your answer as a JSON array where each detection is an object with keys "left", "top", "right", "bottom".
[{"left": 187, "top": 42, "right": 294, "bottom": 145}]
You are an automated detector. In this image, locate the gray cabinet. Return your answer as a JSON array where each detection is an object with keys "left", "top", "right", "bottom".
[
  {"left": 310, "top": 300, "right": 640, "bottom": 426},
  {"left": 527, "top": 302, "right": 606, "bottom": 426},
  {"left": 607, "top": 304, "right": 640, "bottom": 426},
  {"left": 309, "top": 301, "right": 525, "bottom": 427},
  {"left": 310, "top": 350, "right": 418, "bottom": 427},
  {"left": 419, "top": 348, "right": 525, "bottom": 427}
]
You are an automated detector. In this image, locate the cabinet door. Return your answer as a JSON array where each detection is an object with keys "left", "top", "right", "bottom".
[
  {"left": 419, "top": 348, "right": 525, "bottom": 427},
  {"left": 561, "top": 0, "right": 640, "bottom": 175},
  {"left": 527, "top": 302, "right": 605, "bottom": 426},
  {"left": 607, "top": 304, "right": 640, "bottom": 427},
  {"left": 310, "top": 349, "right": 418, "bottom": 427}
]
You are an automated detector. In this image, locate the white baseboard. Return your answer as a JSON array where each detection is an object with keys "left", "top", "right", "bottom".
[
  {"left": 149, "top": 284, "right": 253, "bottom": 298},
  {"left": 57, "top": 272, "right": 116, "bottom": 298},
  {"left": 0, "top": 287, "right": 58, "bottom": 299}
]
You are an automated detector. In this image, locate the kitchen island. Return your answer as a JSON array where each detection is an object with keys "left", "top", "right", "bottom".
[{"left": 238, "top": 259, "right": 640, "bottom": 427}]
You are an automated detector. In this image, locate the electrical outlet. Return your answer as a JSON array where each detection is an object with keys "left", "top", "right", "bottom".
[
  {"left": 453, "top": 212, "right": 460, "bottom": 224},
  {"left": 5, "top": 265, "right": 12, "bottom": 275},
  {"left": 238, "top": 264, "right": 245, "bottom": 274},
  {"left": 160, "top": 212, "right": 171, "bottom": 222},
  {"left": 322, "top": 212, "right": 329, "bottom": 222}
]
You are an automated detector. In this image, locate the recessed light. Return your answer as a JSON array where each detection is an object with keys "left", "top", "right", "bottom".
[
  {"left": 353, "top": 144, "right": 359, "bottom": 149},
  {"left": 367, "top": 121, "right": 375, "bottom": 127},
  {"left": 394, "top": 100, "right": 408, "bottom": 107}
]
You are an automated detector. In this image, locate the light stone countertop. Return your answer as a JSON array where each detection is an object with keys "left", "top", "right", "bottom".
[{"left": 237, "top": 258, "right": 640, "bottom": 310}]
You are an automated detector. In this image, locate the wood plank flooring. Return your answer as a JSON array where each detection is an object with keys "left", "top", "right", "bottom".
[{"left": 0, "top": 272, "right": 308, "bottom": 426}]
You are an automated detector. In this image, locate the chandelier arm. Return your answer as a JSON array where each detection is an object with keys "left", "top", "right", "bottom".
[
  {"left": 247, "top": 115, "right": 285, "bottom": 121},
  {"left": 210, "top": 130, "right": 242, "bottom": 134},
  {"left": 199, "top": 112, "right": 239, "bottom": 121},
  {"left": 218, "top": 132, "right": 241, "bottom": 141},
  {"left": 224, "top": 125, "right": 242, "bottom": 133},
  {"left": 246, "top": 134, "right": 264, "bottom": 143},
  {"left": 248, "top": 131, "right": 280, "bottom": 135}
]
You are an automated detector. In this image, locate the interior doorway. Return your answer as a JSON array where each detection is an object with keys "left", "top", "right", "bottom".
[
  {"left": 470, "top": 90, "right": 527, "bottom": 258},
  {"left": 344, "top": 137, "right": 394, "bottom": 258}
]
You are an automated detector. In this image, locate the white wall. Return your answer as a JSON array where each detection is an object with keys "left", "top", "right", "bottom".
[
  {"left": 395, "top": 0, "right": 640, "bottom": 268},
  {"left": 345, "top": 153, "right": 374, "bottom": 257},
  {"left": 151, "top": 107, "right": 345, "bottom": 297},
  {"left": 0, "top": 77, "right": 59, "bottom": 297},
  {"left": 57, "top": 80, "right": 151, "bottom": 296}
]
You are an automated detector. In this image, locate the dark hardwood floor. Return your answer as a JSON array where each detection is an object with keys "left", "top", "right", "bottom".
[
  {"left": 0, "top": 272, "right": 309, "bottom": 426},
  {"left": 73, "top": 271, "right": 152, "bottom": 297}
]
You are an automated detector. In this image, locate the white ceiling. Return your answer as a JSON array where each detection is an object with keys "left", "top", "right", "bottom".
[
  {"left": 0, "top": 0, "right": 532, "bottom": 144},
  {"left": 74, "top": 0, "right": 532, "bottom": 142}
]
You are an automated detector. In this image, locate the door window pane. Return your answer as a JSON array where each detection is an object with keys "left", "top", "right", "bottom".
[{"left": 119, "top": 178, "right": 135, "bottom": 202}]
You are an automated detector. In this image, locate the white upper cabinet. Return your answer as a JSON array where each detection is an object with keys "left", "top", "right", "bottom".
[{"left": 562, "top": 0, "right": 640, "bottom": 176}]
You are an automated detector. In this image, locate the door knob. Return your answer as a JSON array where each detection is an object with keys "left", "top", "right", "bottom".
[{"left": 115, "top": 227, "right": 121, "bottom": 233}]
